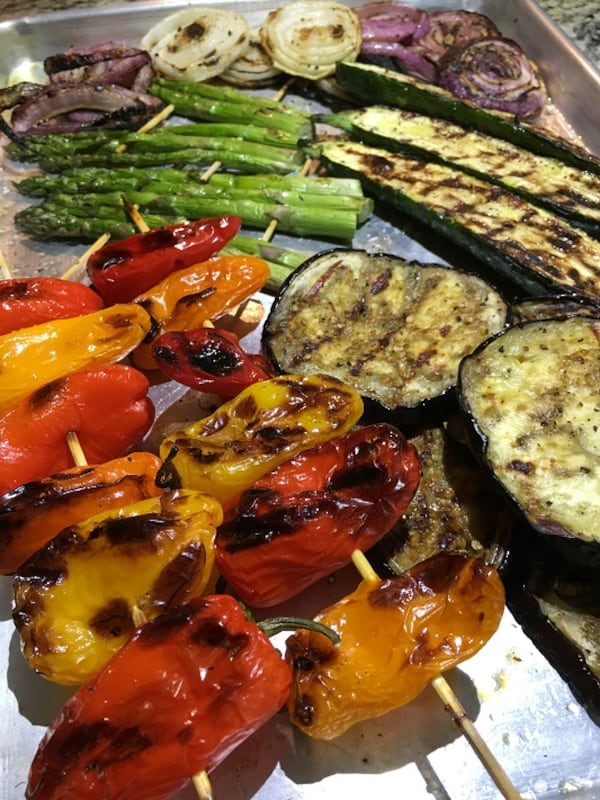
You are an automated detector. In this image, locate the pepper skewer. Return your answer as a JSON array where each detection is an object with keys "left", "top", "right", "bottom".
[
  {"left": 350, "top": 549, "right": 522, "bottom": 800},
  {"left": 65, "top": 427, "right": 215, "bottom": 800},
  {"left": 60, "top": 232, "right": 111, "bottom": 281}
]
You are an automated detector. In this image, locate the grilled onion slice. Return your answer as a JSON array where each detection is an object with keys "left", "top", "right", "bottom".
[
  {"left": 437, "top": 36, "right": 547, "bottom": 119},
  {"left": 220, "top": 29, "right": 283, "bottom": 88},
  {"left": 260, "top": 0, "right": 362, "bottom": 80},
  {"left": 141, "top": 7, "right": 251, "bottom": 82}
]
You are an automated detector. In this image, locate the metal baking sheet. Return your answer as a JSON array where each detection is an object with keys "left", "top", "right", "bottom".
[{"left": 1, "top": 2, "right": 599, "bottom": 799}]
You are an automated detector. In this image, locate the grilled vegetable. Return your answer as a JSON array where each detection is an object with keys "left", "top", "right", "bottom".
[
  {"left": 504, "top": 525, "right": 600, "bottom": 726},
  {"left": 157, "top": 373, "right": 364, "bottom": 509},
  {"left": 356, "top": 2, "right": 435, "bottom": 81},
  {"left": 413, "top": 10, "right": 501, "bottom": 65},
  {"left": 86, "top": 215, "right": 241, "bottom": 305},
  {"left": 334, "top": 61, "right": 600, "bottom": 175},
  {"left": 13, "top": 489, "right": 222, "bottom": 685},
  {"left": 314, "top": 140, "right": 600, "bottom": 301},
  {"left": 263, "top": 249, "right": 508, "bottom": 423},
  {"left": 322, "top": 105, "right": 600, "bottom": 237},
  {"left": 373, "top": 421, "right": 513, "bottom": 576},
  {"left": 0, "top": 276, "right": 103, "bottom": 335},
  {"left": 140, "top": 7, "right": 251, "bottom": 82},
  {"left": 25, "top": 593, "right": 292, "bottom": 800},
  {"left": 220, "top": 28, "right": 282, "bottom": 87},
  {"left": 0, "top": 303, "right": 151, "bottom": 415},
  {"left": 511, "top": 294, "right": 600, "bottom": 323},
  {"left": 285, "top": 551, "right": 505, "bottom": 739},
  {"left": 457, "top": 316, "right": 600, "bottom": 552},
  {"left": 0, "top": 452, "right": 162, "bottom": 575},
  {"left": 131, "top": 252, "right": 269, "bottom": 370},
  {"left": 152, "top": 327, "right": 271, "bottom": 397},
  {"left": 215, "top": 422, "right": 420, "bottom": 607},
  {"left": 436, "top": 36, "right": 547, "bottom": 119},
  {"left": 0, "top": 364, "right": 154, "bottom": 496},
  {"left": 260, "top": 0, "right": 362, "bottom": 80}
]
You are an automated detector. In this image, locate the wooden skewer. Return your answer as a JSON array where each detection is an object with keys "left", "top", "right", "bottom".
[
  {"left": 122, "top": 196, "right": 150, "bottom": 233},
  {"left": 350, "top": 550, "right": 522, "bottom": 800},
  {"left": 262, "top": 155, "right": 317, "bottom": 243},
  {"left": 66, "top": 428, "right": 215, "bottom": 800},
  {"left": 115, "top": 103, "right": 175, "bottom": 152},
  {"left": 60, "top": 233, "right": 111, "bottom": 281},
  {"left": 0, "top": 248, "right": 12, "bottom": 279}
]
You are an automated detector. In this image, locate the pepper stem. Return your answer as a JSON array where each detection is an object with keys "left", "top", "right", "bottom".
[{"left": 258, "top": 615, "right": 340, "bottom": 646}]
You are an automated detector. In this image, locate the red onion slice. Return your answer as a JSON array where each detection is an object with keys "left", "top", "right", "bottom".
[
  {"left": 437, "top": 37, "right": 548, "bottom": 119},
  {"left": 360, "top": 42, "right": 437, "bottom": 81},
  {"left": 11, "top": 83, "right": 164, "bottom": 136},
  {"left": 413, "top": 10, "right": 501, "bottom": 63},
  {"left": 358, "top": 2, "right": 428, "bottom": 43}
]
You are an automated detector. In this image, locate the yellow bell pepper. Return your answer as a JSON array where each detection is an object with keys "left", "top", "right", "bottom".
[
  {"left": 158, "top": 373, "right": 364, "bottom": 508},
  {"left": 13, "top": 489, "right": 222, "bottom": 685},
  {"left": 0, "top": 303, "right": 151, "bottom": 414}
]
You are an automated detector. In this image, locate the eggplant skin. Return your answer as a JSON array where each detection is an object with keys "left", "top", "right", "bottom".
[
  {"left": 504, "top": 526, "right": 600, "bottom": 726},
  {"left": 511, "top": 293, "right": 600, "bottom": 324},
  {"left": 457, "top": 315, "right": 600, "bottom": 546},
  {"left": 263, "top": 248, "right": 508, "bottom": 423}
]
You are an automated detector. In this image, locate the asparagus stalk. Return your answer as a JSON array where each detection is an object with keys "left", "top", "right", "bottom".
[
  {"left": 17, "top": 168, "right": 367, "bottom": 200},
  {"left": 34, "top": 141, "right": 303, "bottom": 174},
  {"left": 16, "top": 186, "right": 363, "bottom": 241},
  {"left": 17, "top": 179, "right": 371, "bottom": 220},
  {"left": 149, "top": 83, "right": 310, "bottom": 137},
  {"left": 14, "top": 208, "right": 309, "bottom": 290},
  {"left": 151, "top": 76, "right": 311, "bottom": 118}
]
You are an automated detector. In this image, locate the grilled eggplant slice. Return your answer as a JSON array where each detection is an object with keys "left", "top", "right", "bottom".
[
  {"left": 373, "top": 420, "right": 513, "bottom": 576},
  {"left": 316, "top": 139, "right": 600, "bottom": 301},
  {"left": 321, "top": 105, "right": 600, "bottom": 238},
  {"left": 504, "top": 525, "right": 600, "bottom": 726},
  {"left": 262, "top": 249, "right": 508, "bottom": 424},
  {"left": 457, "top": 316, "right": 600, "bottom": 555},
  {"left": 334, "top": 61, "right": 600, "bottom": 175},
  {"left": 511, "top": 294, "right": 600, "bottom": 324}
]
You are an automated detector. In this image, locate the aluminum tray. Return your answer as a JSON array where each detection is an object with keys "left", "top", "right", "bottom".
[{"left": 1, "top": 2, "right": 599, "bottom": 799}]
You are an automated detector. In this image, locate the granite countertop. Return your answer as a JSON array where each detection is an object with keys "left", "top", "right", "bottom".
[{"left": 0, "top": 0, "right": 598, "bottom": 69}]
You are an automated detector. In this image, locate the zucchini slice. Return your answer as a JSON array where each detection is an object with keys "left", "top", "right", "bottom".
[
  {"left": 316, "top": 139, "right": 600, "bottom": 301},
  {"left": 457, "top": 316, "right": 600, "bottom": 547},
  {"left": 322, "top": 105, "right": 600, "bottom": 238},
  {"left": 335, "top": 61, "right": 600, "bottom": 176},
  {"left": 262, "top": 248, "right": 508, "bottom": 423}
]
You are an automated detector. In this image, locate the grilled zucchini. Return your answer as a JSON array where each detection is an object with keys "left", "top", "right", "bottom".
[
  {"left": 335, "top": 61, "right": 600, "bottom": 176},
  {"left": 262, "top": 248, "right": 508, "bottom": 423},
  {"left": 321, "top": 105, "right": 600, "bottom": 238},
  {"left": 457, "top": 316, "right": 600, "bottom": 549},
  {"left": 316, "top": 139, "right": 600, "bottom": 301}
]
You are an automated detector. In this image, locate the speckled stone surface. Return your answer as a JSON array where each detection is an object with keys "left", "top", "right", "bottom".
[{"left": 0, "top": 0, "right": 598, "bottom": 68}]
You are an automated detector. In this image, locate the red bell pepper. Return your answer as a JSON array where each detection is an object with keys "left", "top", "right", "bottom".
[
  {"left": 215, "top": 422, "right": 421, "bottom": 606},
  {"left": 26, "top": 593, "right": 292, "bottom": 800},
  {"left": 86, "top": 215, "right": 241, "bottom": 304},
  {"left": 0, "top": 363, "right": 154, "bottom": 495},
  {"left": 0, "top": 276, "right": 103, "bottom": 335},
  {"left": 152, "top": 326, "right": 271, "bottom": 398}
]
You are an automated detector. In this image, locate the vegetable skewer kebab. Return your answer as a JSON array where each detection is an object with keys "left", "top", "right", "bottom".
[{"left": 350, "top": 551, "right": 521, "bottom": 800}]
